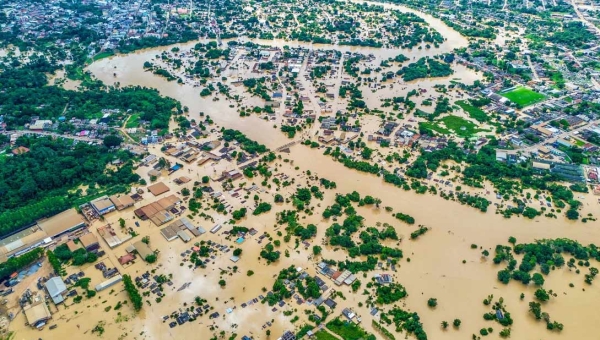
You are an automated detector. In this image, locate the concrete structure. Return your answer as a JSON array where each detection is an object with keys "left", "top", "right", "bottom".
[
  {"left": 177, "top": 230, "right": 192, "bottom": 243},
  {"left": 66, "top": 240, "right": 81, "bottom": 252},
  {"left": 90, "top": 196, "right": 116, "bottom": 215},
  {"left": 118, "top": 253, "right": 136, "bottom": 265},
  {"left": 0, "top": 208, "right": 86, "bottom": 261},
  {"left": 133, "top": 241, "right": 154, "bottom": 260},
  {"left": 79, "top": 233, "right": 100, "bottom": 252},
  {"left": 147, "top": 182, "right": 170, "bottom": 196},
  {"left": 109, "top": 194, "right": 135, "bottom": 210},
  {"left": 134, "top": 195, "right": 180, "bottom": 226},
  {"left": 45, "top": 277, "right": 67, "bottom": 304},
  {"left": 23, "top": 293, "right": 52, "bottom": 329},
  {"left": 97, "top": 224, "right": 132, "bottom": 249},
  {"left": 95, "top": 275, "right": 123, "bottom": 291}
]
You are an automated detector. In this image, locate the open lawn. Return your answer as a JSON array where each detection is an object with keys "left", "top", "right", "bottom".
[
  {"left": 314, "top": 330, "right": 339, "bottom": 340},
  {"left": 93, "top": 51, "right": 115, "bottom": 61},
  {"left": 500, "top": 86, "right": 546, "bottom": 107},
  {"left": 125, "top": 113, "right": 141, "bottom": 128},
  {"left": 326, "top": 318, "right": 375, "bottom": 340},
  {"left": 456, "top": 100, "right": 488, "bottom": 122},
  {"left": 420, "top": 115, "right": 490, "bottom": 137}
]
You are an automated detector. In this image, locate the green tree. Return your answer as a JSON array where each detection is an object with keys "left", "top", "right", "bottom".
[
  {"left": 529, "top": 301, "right": 542, "bottom": 319},
  {"left": 566, "top": 209, "right": 579, "bottom": 220},
  {"left": 532, "top": 273, "right": 545, "bottom": 286},
  {"left": 103, "top": 135, "right": 123, "bottom": 148},
  {"left": 453, "top": 319, "right": 461, "bottom": 328},
  {"left": 534, "top": 288, "right": 550, "bottom": 302},
  {"left": 123, "top": 274, "right": 143, "bottom": 311},
  {"left": 427, "top": 298, "right": 438, "bottom": 307}
]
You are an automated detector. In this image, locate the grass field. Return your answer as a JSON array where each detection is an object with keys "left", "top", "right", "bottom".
[
  {"left": 125, "top": 113, "right": 141, "bottom": 128},
  {"left": 314, "top": 330, "right": 339, "bottom": 340},
  {"left": 456, "top": 100, "right": 488, "bottom": 122},
  {"left": 326, "top": 318, "right": 374, "bottom": 340},
  {"left": 500, "top": 86, "right": 546, "bottom": 107},
  {"left": 93, "top": 51, "right": 115, "bottom": 61},
  {"left": 420, "top": 115, "right": 490, "bottom": 137}
]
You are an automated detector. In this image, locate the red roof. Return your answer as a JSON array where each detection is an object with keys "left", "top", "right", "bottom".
[{"left": 118, "top": 253, "right": 136, "bottom": 265}]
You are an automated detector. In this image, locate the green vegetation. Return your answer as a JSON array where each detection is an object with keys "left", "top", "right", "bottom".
[
  {"left": 372, "top": 320, "right": 396, "bottom": 340},
  {"left": 326, "top": 318, "right": 376, "bottom": 340},
  {"left": 260, "top": 243, "right": 280, "bottom": 263},
  {"left": 494, "top": 238, "right": 597, "bottom": 286},
  {"left": 313, "top": 330, "right": 338, "bottom": 340},
  {"left": 0, "top": 137, "right": 140, "bottom": 238},
  {"left": 381, "top": 307, "right": 427, "bottom": 340},
  {"left": 500, "top": 87, "right": 546, "bottom": 107},
  {"left": 123, "top": 274, "right": 143, "bottom": 311},
  {"left": 0, "top": 248, "right": 43, "bottom": 281},
  {"left": 397, "top": 57, "right": 453, "bottom": 81},
  {"left": 394, "top": 212, "right": 415, "bottom": 225},
  {"left": 53, "top": 244, "right": 98, "bottom": 266},
  {"left": 253, "top": 202, "right": 272, "bottom": 215},
  {"left": 376, "top": 283, "right": 407, "bottom": 304},
  {"left": 222, "top": 129, "right": 268, "bottom": 154},
  {"left": 420, "top": 115, "right": 490, "bottom": 138},
  {"left": 456, "top": 100, "right": 488, "bottom": 122}
]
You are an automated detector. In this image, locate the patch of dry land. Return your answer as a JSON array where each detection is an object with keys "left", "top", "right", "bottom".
[{"left": 6, "top": 4, "right": 600, "bottom": 340}]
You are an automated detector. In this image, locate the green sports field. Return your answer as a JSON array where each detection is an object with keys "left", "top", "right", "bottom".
[{"left": 500, "top": 87, "right": 546, "bottom": 107}]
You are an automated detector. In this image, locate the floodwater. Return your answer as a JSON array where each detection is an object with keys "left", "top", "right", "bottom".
[{"left": 58, "top": 2, "right": 600, "bottom": 339}]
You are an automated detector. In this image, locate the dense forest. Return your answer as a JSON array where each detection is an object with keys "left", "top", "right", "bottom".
[
  {"left": 0, "top": 55, "right": 180, "bottom": 129},
  {"left": 0, "top": 137, "right": 140, "bottom": 237}
]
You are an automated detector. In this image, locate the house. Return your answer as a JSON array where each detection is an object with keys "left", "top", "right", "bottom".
[
  {"left": 219, "top": 169, "right": 243, "bottom": 181},
  {"left": 533, "top": 126, "right": 553, "bottom": 137},
  {"left": 66, "top": 240, "right": 82, "bottom": 253},
  {"left": 80, "top": 233, "right": 100, "bottom": 252},
  {"left": 109, "top": 194, "right": 135, "bottom": 210},
  {"left": 538, "top": 146, "right": 550, "bottom": 155},
  {"left": 375, "top": 274, "right": 393, "bottom": 284},
  {"left": 45, "top": 277, "right": 67, "bottom": 304},
  {"left": 281, "top": 331, "right": 297, "bottom": 340},
  {"left": 177, "top": 230, "right": 192, "bottom": 243},
  {"left": 95, "top": 275, "right": 123, "bottom": 291},
  {"left": 133, "top": 241, "right": 154, "bottom": 261},
  {"left": 342, "top": 308, "right": 355, "bottom": 320},
  {"left": 134, "top": 195, "right": 180, "bottom": 225},
  {"left": 23, "top": 293, "right": 52, "bottom": 329},
  {"left": 323, "top": 298, "right": 337, "bottom": 309},
  {"left": 90, "top": 196, "right": 116, "bottom": 216},
  {"left": 29, "top": 120, "right": 52, "bottom": 130},
  {"left": 118, "top": 253, "right": 136, "bottom": 266},
  {"left": 147, "top": 182, "right": 170, "bottom": 196}
]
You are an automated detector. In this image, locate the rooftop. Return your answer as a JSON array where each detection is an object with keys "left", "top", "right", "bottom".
[{"left": 147, "top": 182, "right": 170, "bottom": 196}]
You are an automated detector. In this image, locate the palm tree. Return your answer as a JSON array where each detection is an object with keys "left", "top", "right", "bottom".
[{"left": 441, "top": 321, "right": 449, "bottom": 329}]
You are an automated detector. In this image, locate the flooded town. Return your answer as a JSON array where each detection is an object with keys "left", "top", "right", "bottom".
[{"left": 2, "top": 0, "right": 600, "bottom": 339}]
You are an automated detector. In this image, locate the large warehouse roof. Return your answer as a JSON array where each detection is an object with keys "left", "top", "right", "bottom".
[{"left": 38, "top": 209, "right": 86, "bottom": 238}]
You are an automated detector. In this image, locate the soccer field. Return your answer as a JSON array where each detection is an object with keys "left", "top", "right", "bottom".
[{"left": 500, "top": 87, "right": 546, "bottom": 107}]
